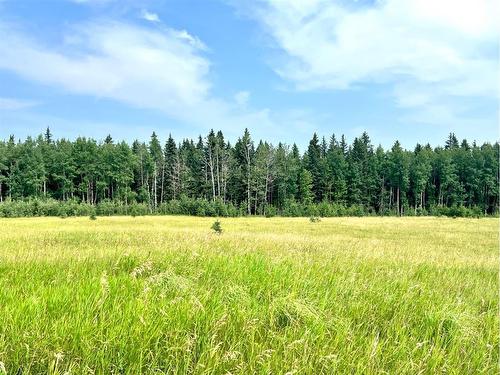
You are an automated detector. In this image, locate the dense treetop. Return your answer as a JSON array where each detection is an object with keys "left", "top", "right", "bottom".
[{"left": 0, "top": 128, "right": 498, "bottom": 216}]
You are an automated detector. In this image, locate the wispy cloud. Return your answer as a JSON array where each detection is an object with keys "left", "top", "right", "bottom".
[
  {"left": 0, "top": 21, "right": 210, "bottom": 113},
  {"left": 0, "top": 19, "right": 315, "bottom": 142},
  {"left": 238, "top": 0, "right": 499, "bottom": 125},
  {"left": 140, "top": 10, "right": 160, "bottom": 23}
]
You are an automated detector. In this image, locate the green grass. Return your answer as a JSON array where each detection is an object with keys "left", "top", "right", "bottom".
[{"left": 0, "top": 216, "right": 497, "bottom": 374}]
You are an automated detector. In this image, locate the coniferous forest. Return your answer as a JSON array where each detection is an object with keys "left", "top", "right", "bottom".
[{"left": 0, "top": 128, "right": 498, "bottom": 217}]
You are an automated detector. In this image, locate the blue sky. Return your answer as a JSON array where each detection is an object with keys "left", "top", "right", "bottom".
[{"left": 0, "top": 0, "right": 498, "bottom": 150}]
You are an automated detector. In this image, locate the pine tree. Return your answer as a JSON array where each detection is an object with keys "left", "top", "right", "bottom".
[
  {"left": 164, "top": 134, "right": 178, "bottom": 201},
  {"left": 326, "top": 134, "right": 347, "bottom": 204},
  {"left": 44, "top": 127, "right": 53, "bottom": 144},
  {"left": 445, "top": 133, "right": 459, "bottom": 149},
  {"left": 304, "top": 133, "right": 323, "bottom": 202},
  {"left": 233, "top": 129, "right": 254, "bottom": 214}
]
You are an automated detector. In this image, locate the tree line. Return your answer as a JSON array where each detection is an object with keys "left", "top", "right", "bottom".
[{"left": 0, "top": 128, "right": 498, "bottom": 217}]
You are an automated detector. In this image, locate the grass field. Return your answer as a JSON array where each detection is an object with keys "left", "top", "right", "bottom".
[{"left": 0, "top": 216, "right": 497, "bottom": 374}]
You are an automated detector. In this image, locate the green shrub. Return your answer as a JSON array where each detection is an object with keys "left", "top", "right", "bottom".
[
  {"left": 265, "top": 205, "right": 277, "bottom": 218},
  {"left": 0, "top": 199, "right": 496, "bottom": 218},
  {"left": 211, "top": 219, "right": 223, "bottom": 234}
]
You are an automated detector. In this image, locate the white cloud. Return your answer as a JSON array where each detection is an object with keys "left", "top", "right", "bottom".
[
  {"left": 141, "top": 10, "right": 160, "bottom": 23},
  {"left": 0, "top": 21, "right": 211, "bottom": 114},
  {"left": 242, "top": 0, "right": 499, "bottom": 124},
  {"left": 0, "top": 20, "right": 313, "bottom": 142},
  {"left": 0, "top": 97, "right": 39, "bottom": 110},
  {"left": 171, "top": 29, "right": 207, "bottom": 50}
]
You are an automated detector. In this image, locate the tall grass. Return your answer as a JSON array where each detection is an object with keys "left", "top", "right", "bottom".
[{"left": 0, "top": 217, "right": 497, "bottom": 374}]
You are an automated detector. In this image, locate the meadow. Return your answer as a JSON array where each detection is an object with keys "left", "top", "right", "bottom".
[{"left": 0, "top": 216, "right": 497, "bottom": 374}]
